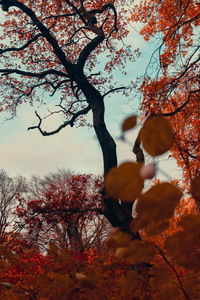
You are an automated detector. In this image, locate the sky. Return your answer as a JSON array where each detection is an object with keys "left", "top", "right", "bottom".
[
  {"left": 0, "top": 87, "right": 143, "bottom": 178},
  {"left": 0, "top": 6, "right": 181, "bottom": 180}
]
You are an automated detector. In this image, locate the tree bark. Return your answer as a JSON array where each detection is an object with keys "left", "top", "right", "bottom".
[
  {"left": 76, "top": 73, "right": 133, "bottom": 232},
  {"left": 67, "top": 223, "right": 84, "bottom": 252}
]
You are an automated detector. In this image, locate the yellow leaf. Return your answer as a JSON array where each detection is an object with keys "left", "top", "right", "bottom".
[
  {"left": 105, "top": 162, "right": 144, "bottom": 202},
  {"left": 140, "top": 116, "right": 174, "bottom": 156},
  {"left": 119, "top": 270, "right": 143, "bottom": 293},
  {"left": 122, "top": 115, "right": 137, "bottom": 131},
  {"left": 165, "top": 231, "right": 190, "bottom": 257},
  {"left": 191, "top": 175, "right": 200, "bottom": 202},
  {"left": 47, "top": 271, "right": 57, "bottom": 280},
  {"left": 165, "top": 231, "right": 200, "bottom": 270},
  {"left": 54, "top": 274, "right": 70, "bottom": 288}
]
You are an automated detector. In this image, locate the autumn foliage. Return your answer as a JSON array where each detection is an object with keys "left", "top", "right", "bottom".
[
  {"left": 15, "top": 172, "right": 103, "bottom": 251},
  {"left": 0, "top": 115, "right": 199, "bottom": 299},
  {"left": 131, "top": 0, "right": 200, "bottom": 187},
  {"left": 0, "top": 0, "right": 200, "bottom": 299}
]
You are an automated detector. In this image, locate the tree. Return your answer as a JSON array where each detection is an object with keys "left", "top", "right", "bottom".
[
  {"left": 0, "top": 0, "right": 138, "bottom": 232},
  {"left": 0, "top": 232, "right": 49, "bottom": 297},
  {"left": 16, "top": 170, "right": 111, "bottom": 251},
  {"left": 131, "top": 0, "right": 200, "bottom": 188},
  {"left": 0, "top": 169, "right": 25, "bottom": 241}
]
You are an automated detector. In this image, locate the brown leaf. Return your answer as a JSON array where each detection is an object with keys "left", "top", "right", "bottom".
[
  {"left": 105, "top": 162, "right": 144, "bottom": 202},
  {"left": 106, "top": 231, "right": 132, "bottom": 249},
  {"left": 122, "top": 115, "right": 137, "bottom": 131},
  {"left": 191, "top": 175, "right": 200, "bottom": 202},
  {"left": 149, "top": 263, "right": 172, "bottom": 289},
  {"left": 140, "top": 116, "right": 174, "bottom": 156},
  {"left": 125, "top": 240, "right": 155, "bottom": 264},
  {"left": 132, "top": 182, "right": 182, "bottom": 234}
]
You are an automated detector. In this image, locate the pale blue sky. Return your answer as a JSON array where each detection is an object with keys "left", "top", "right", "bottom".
[{"left": 0, "top": 9, "right": 180, "bottom": 180}]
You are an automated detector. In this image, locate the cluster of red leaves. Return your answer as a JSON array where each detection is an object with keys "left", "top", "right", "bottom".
[
  {"left": 0, "top": 234, "right": 49, "bottom": 287},
  {"left": 15, "top": 174, "right": 102, "bottom": 239}
]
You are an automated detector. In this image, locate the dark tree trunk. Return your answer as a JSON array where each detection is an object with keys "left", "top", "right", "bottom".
[
  {"left": 67, "top": 223, "right": 83, "bottom": 252},
  {"left": 77, "top": 75, "right": 134, "bottom": 232}
]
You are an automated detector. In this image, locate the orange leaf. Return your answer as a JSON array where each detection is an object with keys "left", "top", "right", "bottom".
[
  {"left": 140, "top": 116, "right": 174, "bottom": 156},
  {"left": 105, "top": 162, "right": 144, "bottom": 202},
  {"left": 132, "top": 182, "right": 182, "bottom": 234},
  {"left": 122, "top": 115, "right": 137, "bottom": 131},
  {"left": 165, "top": 215, "right": 200, "bottom": 270}
]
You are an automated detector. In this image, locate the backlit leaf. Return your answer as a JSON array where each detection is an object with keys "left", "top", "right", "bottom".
[
  {"left": 179, "top": 214, "right": 200, "bottom": 233},
  {"left": 140, "top": 116, "right": 174, "bottom": 156},
  {"left": 76, "top": 273, "right": 88, "bottom": 281},
  {"left": 105, "top": 162, "right": 144, "bottom": 202},
  {"left": 132, "top": 182, "right": 182, "bottom": 234},
  {"left": 119, "top": 270, "right": 143, "bottom": 292},
  {"left": 115, "top": 246, "right": 130, "bottom": 259}
]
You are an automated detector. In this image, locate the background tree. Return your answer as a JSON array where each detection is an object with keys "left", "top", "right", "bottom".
[
  {"left": 0, "top": 0, "right": 138, "bottom": 232},
  {"left": 16, "top": 170, "right": 111, "bottom": 251},
  {"left": 0, "top": 169, "right": 25, "bottom": 241},
  {"left": 131, "top": 0, "right": 200, "bottom": 189}
]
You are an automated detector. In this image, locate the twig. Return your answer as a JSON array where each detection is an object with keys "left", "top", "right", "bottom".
[{"left": 153, "top": 243, "right": 190, "bottom": 300}]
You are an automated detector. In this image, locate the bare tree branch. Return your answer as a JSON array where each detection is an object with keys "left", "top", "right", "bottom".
[
  {"left": 28, "top": 105, "right": 91, "bottom": 135},
  {"left": 0, "top": 33, "right": 43, "bottom": 54},
  {"left": 39, "top": 207, "right": 103, "bottom": 215},
  {"left": 0, "top": 68, "right": 69, "bottom": 78},
  {"left": 103, "top": 86, "right": 127, "bottom": 98}
]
